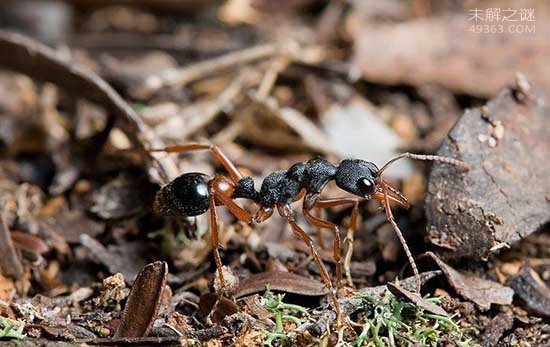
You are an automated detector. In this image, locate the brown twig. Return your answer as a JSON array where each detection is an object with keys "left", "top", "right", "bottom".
[
  {"left": 0, "top": 30, "right": 178, "bottom": 184},
  {"left": 138, "top": 43, "right": 279, "bottom": 97}
]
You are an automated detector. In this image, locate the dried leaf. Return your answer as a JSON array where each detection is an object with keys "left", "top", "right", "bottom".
[
  {"left": 10, "top": 231, "right": 49, "bottom": 255},
  {"left": 426, "top": 252, "right": 513, "bottom": 310},
  {"left": 387, "top": 282, "right": 448, "bottom": 317},
  {"left": 198, "top": 293, "right": 239, "bottom": 323},
  {"left": 233, "top": 271, "right": 328, "bottom": 298},
  {"left": 0, "top": 214, "right": 23, "bottom": 279},
  {"left": 115, "top": 261, "right": 168, "bottom": 338}
]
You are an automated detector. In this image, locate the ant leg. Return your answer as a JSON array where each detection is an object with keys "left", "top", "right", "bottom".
[
  {"left": 149, "top": 144, "right": 243, "bottom": 183},
  {"left": 208, "top": 177, "right": 254, "bottom": 295},
  {"left": 314, "top": 207, "right": 328, "bottom": 250},
  {"left": 208, "top": 193, "right": 226, "bottom": 294},
  {"left": 311, "top": 197, "right": 359, "bottom": 288},
  {"left": 277, "top": 204, "right": 342, "bottom": 326},
  {"left": 302, "top": 197, "right": 343, "bottom": 289},
  {"left": 378, "top": 152, "right": 469, "bottom": 175},
  {"left": 380, "top": 182, "right": 421, "bottom": 292}
]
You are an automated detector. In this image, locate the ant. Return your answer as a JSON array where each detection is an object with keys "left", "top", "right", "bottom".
[{"left": 149, "top": 144, "right": 468, "bottom": 323}]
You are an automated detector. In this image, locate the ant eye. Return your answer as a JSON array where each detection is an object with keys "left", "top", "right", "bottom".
[{"left": 357, "top": 178, "right": 376, "bottom": 196}]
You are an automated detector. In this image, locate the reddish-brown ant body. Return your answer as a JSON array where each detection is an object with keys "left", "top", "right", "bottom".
[{"left": 151, "top": 144, "right": 468, "bottom": 322}]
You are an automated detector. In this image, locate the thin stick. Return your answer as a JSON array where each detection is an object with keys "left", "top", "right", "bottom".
[
  {"left": 381, "top": 183, "right": 421, "bottom": 292},
  {"left": 378, "top": 153, "right": 470, "bottom": 175},
  {"left": 256, "top": 57, "right": 289, "bottom": 100},
  {"left": 141, "top": 43, "right": 278, "bottom": 95}
]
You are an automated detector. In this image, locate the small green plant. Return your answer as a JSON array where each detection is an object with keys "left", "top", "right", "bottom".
[
  {"left": 0, "top": 317, "right": 25, "bottom": 340},
  {"left": 260, "top": 289, "right": 309, "bottom": 346},
  {"left": 352, "top": 292, "right": 471, "bottom": 347}
]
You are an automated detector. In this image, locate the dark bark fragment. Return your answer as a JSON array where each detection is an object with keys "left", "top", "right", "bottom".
[
  {"left": 426, "top": 83, "right": 550, "bottom": 260},
  {"left": 507, "top": 263, "right": 550, "bottom": 318},
  {"left": 481, "top": 311, "right": 514, "bottom": 347},
  {"left": 114, "top": 261, "right": 168, "bottom": 338}
]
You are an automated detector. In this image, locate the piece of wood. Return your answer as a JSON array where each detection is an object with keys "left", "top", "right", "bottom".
[{"left": 426, "top": 80, "right": 550, "bottom": 260}]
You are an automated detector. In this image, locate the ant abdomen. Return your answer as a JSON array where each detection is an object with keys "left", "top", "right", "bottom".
[{"left": 154, "top": 172, "right": 211, "bottom": 217}]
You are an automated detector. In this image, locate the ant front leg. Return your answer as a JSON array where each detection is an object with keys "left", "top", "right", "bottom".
[
  {"left": 302, "top": 193, "right": 343, "bottom": 290},
  {"left": 379, "top": 182, "right": 420, "bottom": 293},
  {"left": 208, "top": 176, "right": 254, "bottom": 295},
  {"left": 208, "top": 192, "right": 226, "bottom": 294},
  {"left": 277, "top": 204, "right": 343, "bottom": 327},
  {"left": 306, "top": 196, "right": 360, "bottom": 288},
  {"left": 149, "top": 144, "right": 243, "bottom": 183}
]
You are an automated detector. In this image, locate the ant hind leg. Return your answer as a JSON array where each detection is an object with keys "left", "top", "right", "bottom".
[{"left": 148, "top": 143, "right": 244, "bottom": 183}]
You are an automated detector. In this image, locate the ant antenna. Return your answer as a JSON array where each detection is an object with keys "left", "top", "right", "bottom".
[
  {"left": 378, "top": 153, "right": 470, "bottom": 176},
  {"left": 376, "top": 152, "right": 469, "bottom": 292}
]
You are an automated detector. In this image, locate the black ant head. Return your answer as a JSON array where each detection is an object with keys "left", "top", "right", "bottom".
[{"left": 335, "top": 159, "right": 380, "bottom": 198}]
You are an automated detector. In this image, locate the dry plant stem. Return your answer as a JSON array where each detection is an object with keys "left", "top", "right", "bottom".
[
  {"left": 0, "top": 214, "right": 23, "bottom": 279},
  {"left": 172, "top": 71, "right": 253, "bottom": 140},
  {"left": 142, "top": 43, "right": 278, "bottom": 94},
  {"left": 213, "top": 56, "right": 288, "bottom": 144},
  {"left": 256, "top": 57, "right": 289, "bottom": 100},
  {"left": 381, "top": 184, "right": 421, "bottom": 293}
]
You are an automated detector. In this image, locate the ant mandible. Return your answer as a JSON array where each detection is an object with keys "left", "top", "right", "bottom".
[{"left": 149, "top": 144, "right": 468, "bottom": 322}]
